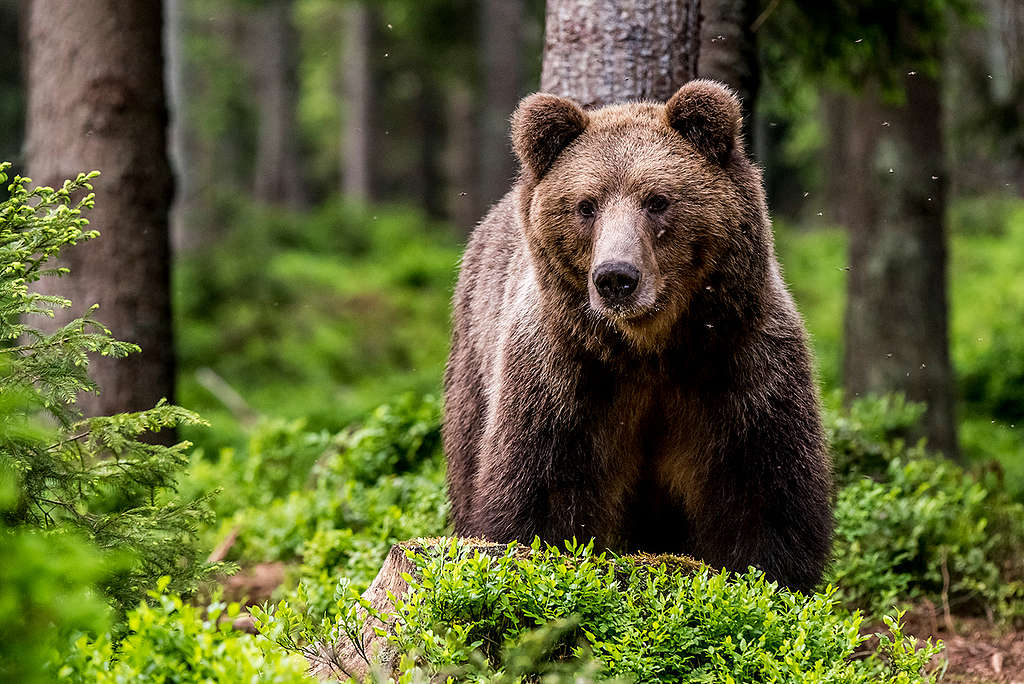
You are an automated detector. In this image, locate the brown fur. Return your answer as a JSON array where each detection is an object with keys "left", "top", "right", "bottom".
[{"left": 443, "top": 80, "right": 833, "bottom": 593}]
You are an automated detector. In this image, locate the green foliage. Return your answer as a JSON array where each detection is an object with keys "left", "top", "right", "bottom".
[
  {"left": 190, "top": 394, "right": 447, "bottom": 616},
  {"left": 57, "top": 580, "right": 312, "bottom": 683},
  {"left": 0, "top": 469, "right": 110, "bottom": 684},
  {"left": 0, "top": 163, "right": 222, "bottom": 615},
  {"left": 776, "top": 205, "right": 1024, "bottom": 490},
  {"left": 953, "top": 201, "right": 1024, "bottom": 425},
  {"left": 257, "top": 540, "right": 944, "bottom": 683},
  {"left": 174, "top": 198, "right": 459, "bottom": 449},
  {"left": 832, "top": 456, "right": 1024, "bottom": 622},
  {"left": 825, "top": 393, "right": 928, "bottom": 486},
  {"left": 760, "top": 0, "right": 976, "bottom": 93}
]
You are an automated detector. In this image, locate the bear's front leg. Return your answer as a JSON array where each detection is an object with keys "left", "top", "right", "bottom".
[
  {"left": 692, "top": 389, "right": 833, "bottom": 594},
  {"left": 462, "top": 347, "right": 611, "bottom": 547}
]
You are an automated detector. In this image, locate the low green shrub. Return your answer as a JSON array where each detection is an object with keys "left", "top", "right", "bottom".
[
  {"left": 57, "top": 580, "right": 311, "bottom": 683},
  {"left": 186, "top": 394, "right": 448, "bottom": 619},
  {"left": 0, "top": 469, "right": 110, "bottom": 684},
  {"left": 825, "top": 393, "right": 928, "bottom": 486},
  {"left": 256, "top": 540, "right": 944, "bottom": 683},
  {"left": 831, "top": 456, "right": 1024, "bottom": 622}
]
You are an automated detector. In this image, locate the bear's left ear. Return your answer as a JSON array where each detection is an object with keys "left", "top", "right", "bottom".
[
  {"left": 511, "top": 93, "right": 590, "bottom": 179},
  {"left": 664, "top": 79, "right": 742, "bottom": 165}
]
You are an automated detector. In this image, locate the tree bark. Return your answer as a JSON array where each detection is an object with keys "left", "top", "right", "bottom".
[
  {"left": 842, "top": 74, "right": 959, "bottom": 458},
  {"left": 341, "top": 2, "right": 373, "bottom": 202},
  {"left": 541, "top": 0, "right": 702, "bottom": 107},
  {"left": 24, "top": 0, "right": 175, "bottom": 417},
  {"left": 479, "top": 0, "right": 523, "bottom": 212},
  {"left": 250, "top": 0, "right": 306, "bottom": 207},
  {"left": 698, "top": 0, "right": 758, "bottom": 147}
]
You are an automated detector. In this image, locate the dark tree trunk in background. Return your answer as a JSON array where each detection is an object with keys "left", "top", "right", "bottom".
[
  {"left": 0, "top": 0, "right": 23, "bottom": 165},
  {"left": 698, "top": 0, "right": 758, "bottom": 147},
  {"left": 823, "top": 90, "right": 877, "bottom": 229},
  {"left": 541, "top": 0, "right": 701, "bottom": 106},
  {"left": 448, "top": 82, "right": 480, "bottom": 233},
  {"left": 250, "top": 0, "right": 306, "bottom": 207},
  {"left": 24, "top": 0, "right": 175, "bottom": 416},
  {"left": 342, "top": 2, "right": 373, "bottom": 202},
  {"left": 842, "top": 74, "right": 959, "bottom": 458},
  {"left": 416, "top": 83, "right": 446, "bottom": 218},
  {"left": 479, "top": 0, "right": 523, "bottom": 212}
]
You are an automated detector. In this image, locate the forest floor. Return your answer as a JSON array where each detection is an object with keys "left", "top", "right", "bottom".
[{"left": 901, "top": 607, "right": 1024, "bottom": 683}]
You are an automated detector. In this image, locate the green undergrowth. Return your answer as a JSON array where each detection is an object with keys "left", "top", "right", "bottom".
[
  {"left": 775, "top": 196, "right": 1024, "bottom": 496},
  {"left": 173, "top": 197, "right": 461, "bottom": 450},
  {"left": 255, "top": 540, "right": 943, "bottom": 683},
  {"left": 0, "top": 165, "right": 224, "bottom": 679},
  {"left": 187, "top": 393, "right": 449, "bottom": 615},
  {"left": 57, "top": 580, "right": 311, "bottom": 683},
  {"left": 826, "top": 394, "right": 1024, "bottom": 623}
]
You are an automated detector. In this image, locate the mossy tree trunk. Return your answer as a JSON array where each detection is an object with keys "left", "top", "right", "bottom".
[
  {"left": 24, "top": 0, "right": 175, "bottom": 417},
  {"left": 540, "top": 0, "right": 702, "bottom": 107}
]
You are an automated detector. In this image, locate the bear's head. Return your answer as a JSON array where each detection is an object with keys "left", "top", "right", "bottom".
[{"left": 511, "top": 80, "right": 771, "bottom": 354}]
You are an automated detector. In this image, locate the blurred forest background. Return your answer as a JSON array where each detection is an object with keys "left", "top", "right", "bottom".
[
  {"left": 0, "top": 0, "right": 1021, "bottom": 461},
  {"left": 3, "top": 0, "right": 1024, "bottom": 681}
]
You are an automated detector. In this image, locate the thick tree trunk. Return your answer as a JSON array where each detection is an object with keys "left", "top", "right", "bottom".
[
  {"left": 842, "top": 74, "right": 959, "bottom": 458},
  {"left": 250, "top": 0, "right": 306, "bottom": 207},
  {"left": 479, "top": 0, "right": 523, "bottom": 212},
  {"left": 24, "top": 0, "right": 175, "bottom": 417},
  {"left": 698, "top": 0, "right": 758, "bottom": 147},
  {"left": 341, "top": 2, "right": 373, "bottom": 202},
  {"left": 541, "top": 0, "right": 701, "bottom": 106}
]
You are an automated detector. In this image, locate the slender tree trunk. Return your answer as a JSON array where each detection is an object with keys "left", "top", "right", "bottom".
[
  {"left": 416, "top": 82, "right": 446, "bottom": 218},
  {"left": 448, "top": 82, "right": 480, "bottom": 233},
  {"left": 165, "top": 0, "right": 194, "bottom": 251},
  {"left": 341, "top": 2, "right": 373, "bottom": 202},
  {"left": 842, "top": 74, "right": 958, "bottom": 457},
  {"left": 24, "top": 0, "right": 175, "bottom": 416},
  {"left": 250, "top": 0, "right": 306, "bottom": 207},
  {"left": 479, "top": 0, "right": 523, "bottom": 212},
  {"left": 698, "top": 0, "right": 758, "bottom": 146},
  {"left": 541, "top": 0, "right": 701, "bottom": 106}
]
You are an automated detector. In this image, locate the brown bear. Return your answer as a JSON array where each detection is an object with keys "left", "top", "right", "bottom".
[{"left": 443, "top": 80, "right": 833, "bottom": 593}]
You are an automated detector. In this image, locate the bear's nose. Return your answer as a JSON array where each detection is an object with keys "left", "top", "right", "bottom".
[{"left": 593, "top": 261, "right": 641, "bottom": 303}]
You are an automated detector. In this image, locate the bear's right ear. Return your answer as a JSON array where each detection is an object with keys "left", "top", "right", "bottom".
[{"left": 511, "top": 93, "right": 589, "bottom": 179}]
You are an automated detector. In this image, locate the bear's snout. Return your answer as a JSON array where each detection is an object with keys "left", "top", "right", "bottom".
[{"left": 593, "top": 261, "right": 640, "bottom": 304}]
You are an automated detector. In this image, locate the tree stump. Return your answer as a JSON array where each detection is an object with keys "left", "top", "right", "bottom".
[{"left": 306, "top": 537, "right": 702, "bottom": 680}]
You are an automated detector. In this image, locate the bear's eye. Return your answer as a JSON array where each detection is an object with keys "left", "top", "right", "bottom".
[
  {"left": 577, "top": 199, "right": 597, "bottom": 218},
  {"left": 645, "top": 194, "right": 670, "bottom": 213}
]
